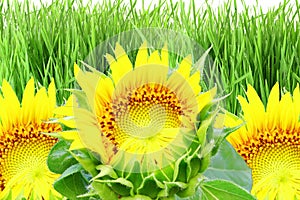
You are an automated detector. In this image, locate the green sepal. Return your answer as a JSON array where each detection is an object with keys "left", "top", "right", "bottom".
[
  {"left": 189, "top": 157, "right": 201, "bottom": 179},
  {"left": 176, "top": 173, "right": 204, "bottom": 198},
  {"left": 197, "top": 108, "right": 217, "bottom": 148},
  {"left": 110, "top": 182, "right": 132, "bottom": 197},
  {"left": 185, "top": 144, "right": 202, "bottom": 181},
  {"left": 199, "top": 153, "right": 211, "bottom": 173},
  {"left": 138, "top": 178, "right": 162, "bottom": 199},
  {"left": 198, "top": 103, "right": 214, "bottom": 123},
  {"left": 67, "top": 89, "right": 91, "bottom": 111},
  {"left": 137, "top": 173, "right": 165, "bottom": 198},
  {"left": 173, "top": 141, "right": 201, "bottom": 183},
  {"left": 124, "top": 161, "right": 144, "bottom": 192},
  {"left": 175, "top": 160, "right": 188, "bottom": 182},
  {"left": 157, "top": 182, "right": 187, "bottom": 199},
  {"left": 193, "top": 46, "right": 212, "bottom": 74},
  {"left": 173, "top": 148, "right": 193, "bottom": 182},
  {"left": 53, "top": 163, "right": 90, "bottom": 200},
  {"left": 154, "top": 164, "right": 174, "bottom": 182},
  {"left": 120, "top": 195, "right": 153, "bottom": 200},
  {"left": 47, "top": 140, "right": 78, "bottom": 174},
  {"left": 70, "top": 149, "right": 100, "bottom": 176},
  {"left": 94, "top": 177, "right": 134, "bottom": 197},
  {"left": 94, "top": 165, "right": 119, "bottom": 179},
  {"left": 210, "top": 124, "right": 243, "bottom": 156},
  {"left": 92, "top": 181, "right": 119, "bottom": 200},
  {"left": 79, "top": 61, "right": 107, "bottom": 77}
]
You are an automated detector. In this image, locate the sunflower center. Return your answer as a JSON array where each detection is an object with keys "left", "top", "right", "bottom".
[
  {"left": 98, "top": 83, "right": 183, "bottom": 147},
  {"left": 237, "top": 129, "right": 300, "bottom": 195},
  {"left": 251, "top": 144, "right": 300, "bottom": 183},
  {"left": 0, "top": 123, "right": 61, "bottom": 191}
]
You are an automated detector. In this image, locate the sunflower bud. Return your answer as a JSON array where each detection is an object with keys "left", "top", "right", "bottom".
[{"left": 55, "top": 42, "right": 218, "bottom": 199}]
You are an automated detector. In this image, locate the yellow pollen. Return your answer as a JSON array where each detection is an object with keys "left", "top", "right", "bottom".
[{"left": 0, "top": 123, "right": 61, "bottom": 191}]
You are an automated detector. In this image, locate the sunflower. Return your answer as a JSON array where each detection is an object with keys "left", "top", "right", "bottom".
[
  {"left": 221, "top": 83, "right": 300, "bottom": 200},
  {"left": 57, "top": 42, "right": 217, "bottom": 199},
  {"left": 0, "top": 79, "right": 62, "bottom": 200}
]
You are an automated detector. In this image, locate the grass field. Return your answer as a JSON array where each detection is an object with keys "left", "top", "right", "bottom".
[{"left": 1, "top": 0, "right": 299, "bottom": 113}]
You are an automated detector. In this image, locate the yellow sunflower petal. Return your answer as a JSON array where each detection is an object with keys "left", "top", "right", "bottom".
[
  {"left": 74, "top": 63, "right": 114, "bottom": 113},
  {"left": 60, "top": 130, "right": 85, "bottom": 150},
  {"left": 21, "top": 78, "right": 35, "bottom": 124},
  {"left": 237, "top": 95, "right": 255, "bottom": 135},
  {"left": 148, "top": 50, "right": 162, "bottom": 64},
  {"left": 197, "top": 87, "right": 216, "bottom": 112},
  {"left": 34, "top": 87, "right": 49, "bottom": 121},
  {"left": 176, "top": 55, "right": 201, "bottom": 95},
  {"left": 279, "top": 92, "right": 294, "bottom": 130},
  {"left": 266, "top": 82, "right": 279, "bottom": 130},
  {"left": 114, "top": 43, "right": 132, "bottom": 69},
  {"left": 135, "top": 41, "right": 148, "bottom": 67},
  {"left": 74, "top": 107, "right": 109, "bottom": 163},
  {"left": 54, "top": 96, "right": 75, "bottom": 117},
  {"left": 108, "top": 43, "right": 133, "bottom": 84},
  {"left": 188, "top": 71, "right": 201, "bottom": 95},
  {"left": 246, "top": 84, "right": 265, "bottom": 131},
  {"left": 1, "top": 80, "right": 21, "bottom": 125},
  {"left": 177, "top": 55, "right": 192, "bottom": 79},
  {"left": 74, "top": 62, "right": 80, "bottom": 77},
  {"left": 74, "top": 63, "right": 103, "bottom": 95},
  {"left": 95, "top": 77, "right": 114, "bottom": 106},
  {"left": 292, "top": 84, "right": 300, "bottom": 128},
  {"left": 106, "top": 53, "right": 124, "bottom": 84},
  {"left": 161, "top": 43, "right": 169, "bottom": 66},
  {"left": 48, "top": 79, "right": 56, "bottom": 110}
]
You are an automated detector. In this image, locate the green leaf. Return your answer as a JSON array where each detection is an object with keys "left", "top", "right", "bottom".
[
  {"left": 176, "top": 174, "right": 203, "bottom": 198},
  {"left": 204, "top": 141, "right": 252, "bottom": 191},
  {"left": 53, "top": 163, "right": 90, "bottom": 200},
  {"left": 197, "top": 107, "right": 216, "bottom": 147},
  {"left": 47, "top": 140, "right": 78, "bottom": 174},
  {"left": 200, "top": 180, "right": 256, "bottom": 200}
]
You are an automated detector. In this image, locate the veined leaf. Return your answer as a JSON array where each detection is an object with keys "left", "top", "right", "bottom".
[
  {"left": 53, "top": 164, "right": 90, "bottom": 200},
  {"left": 199, "top": 179, "right": 255, "bottom": 200},
  {"left": 47, "top": 140, "right": 78, "bottom": 174},
  {"left": 204, "top": 140, "right": 252, "bottom": 191}
]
